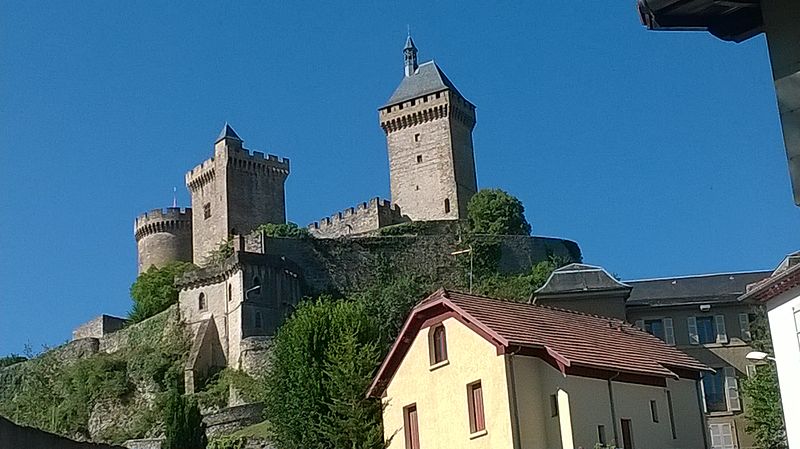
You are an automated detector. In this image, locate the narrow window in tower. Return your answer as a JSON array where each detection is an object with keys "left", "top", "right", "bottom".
[
  {"left": 444, "top": 198, "right": 451, "bottom": 214},
  {"left": 228, "top": 284, "right": 232, "bottom": 302},
  {"left": 414, "top": 133, "right": 420, "bottom": 142},
  {"left": 198, "top": 293, "right": 206, "bottom": 311},
  {"left": 416, "top": 154, "right": 423, "bottom": 163},
  {"left": 203, "top": 203, "right": 211, "bottom": 219}
]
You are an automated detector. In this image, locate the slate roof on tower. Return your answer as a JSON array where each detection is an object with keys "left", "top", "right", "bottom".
[
  {"left": 383, "top": 61, "right": 467, "bottom": 108},
  {"left": 216, "top": 123, "right": 242, "bottom": 143}
]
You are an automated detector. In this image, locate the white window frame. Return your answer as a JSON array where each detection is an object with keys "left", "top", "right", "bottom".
[
  {"left": 715, "top": 315, "right": 728, "bottom": 344},
  {"left": 709, "top": 422, "right": 736, "bottom": 449},
  {"left": 724, "top": 366, "right": 741, "bottom": 412},
  {"left": 738, "top": 313, "right": 751, "bottom": 341}
]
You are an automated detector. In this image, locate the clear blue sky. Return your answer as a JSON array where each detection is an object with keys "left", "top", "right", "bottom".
[{"left": 1, "top": 1, "right": 798, "bottom": 355}]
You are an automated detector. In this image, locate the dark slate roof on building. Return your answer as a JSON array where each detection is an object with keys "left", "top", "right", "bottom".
[
  {"left": 383, "top": 61, "right": 465, "bottom": 108},
  {"left": 536, "top": 263, "right": 631, "bottom": 295},
  {"left": 625, "top": 271, "right": 771, "bottom": 307}
]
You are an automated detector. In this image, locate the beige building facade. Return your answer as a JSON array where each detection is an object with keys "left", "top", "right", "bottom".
[{"left": 370, "top": 289, "right": 709, "bottom": 449}]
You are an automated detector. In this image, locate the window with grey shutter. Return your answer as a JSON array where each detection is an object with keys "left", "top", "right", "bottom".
[
  {"left": 724, "top": 367, "right": 741, "bottom": 411},
  {"left": 635, "top": 319, "right": 644, "bottom": 330},
  {"left": 715, "top": 315, "right": 728, "bottom": 344},
  {"left": 738, "top": 313, "right": 751, "bottom": 341},
  {"left": 688, "top": 317, "right": 699, "bottom": 345},
  {"left": 663, "top": 318, "right": 675, "bottom": 346}
]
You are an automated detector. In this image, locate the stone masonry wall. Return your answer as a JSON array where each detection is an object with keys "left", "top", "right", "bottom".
[
  {"left": 248, "top": 230, "right": 581, "bottom": 295},
  {"left": 134, "top": 208, "right": 193, "bottom": 274},
  {"left": 72, "top": 315, "right": 127, "bottom": 341},
  {"left": 381, "top": 90, "right": 473, "bottom": 221},
  {"left": 308, "top": 197, "right": 409, "bottom": 238}
]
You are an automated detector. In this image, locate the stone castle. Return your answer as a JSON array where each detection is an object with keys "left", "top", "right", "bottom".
[{"left": 92, "top": 37, "right": 578, "bottom": 393}]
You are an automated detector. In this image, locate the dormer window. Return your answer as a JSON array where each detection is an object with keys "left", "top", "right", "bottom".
[{"left": 429, "top": 324, "right": 448, "bottom": 366}]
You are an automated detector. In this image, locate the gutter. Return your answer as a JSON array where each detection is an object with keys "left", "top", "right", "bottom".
[
  {"left": 607, "top": 372, "right": 620, "bottom": 446},
  {"left": 505, "top": 351, "right": 522, "bottom": 449}
]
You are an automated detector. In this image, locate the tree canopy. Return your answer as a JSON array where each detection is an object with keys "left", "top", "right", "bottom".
[
  {"left": 254, "top": 222, "right": 310, "bottom": 238},
  {"left": 467, "top": 188, "right": 531, "bottom": 236},
  {"left": 129, "top": 262, "right": 195, "bottom": 323},
  {"left": 263, "top": 298, "right": 384, "bottom": 449}
]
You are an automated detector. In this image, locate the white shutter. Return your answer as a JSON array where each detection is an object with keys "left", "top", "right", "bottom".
[
  {"left": 688, "top": 317, "right": 699, "bottom": 345},
  {"left": 709, "top": 423, "right": 735, "bottom": 449},
  {"left": 635, "top": 319, "right": 645, "bottom": 330},
  {"left": 715, "top": 315, "right": 728, "bottom": 344},
  {"left": 739, "top": 313, "right": 751, "bottom": 341},
  {"left": 746, "top": 364, "right": 757, "bottom": 378},
  {"left": 724, "top": 367, "right": 741, "bottom": 411},
  {"left": 663, "top": 318, "right": 675, "bottom": 345}
]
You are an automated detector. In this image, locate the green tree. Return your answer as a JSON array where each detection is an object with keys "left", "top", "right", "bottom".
[
  {"left": 467, "top": 188, "right": 531, "bottom": 236},
  {"left": 741, "top": 308, "right": 787, "bottom": 449},
  {"left": 164, "top": 389, "right": 207, "bottom": 449},
  {"left": 264, "top": 298, "right": 384, "bottom": 449},
  {"left": 474, "top": 254, "right": 573, "bottom": 302},
  {"left": 129, "top": 262, "right": 195, "bottom": 323},
  {"left": 254, "top": 222, "right": 310, "bottom": 238}
]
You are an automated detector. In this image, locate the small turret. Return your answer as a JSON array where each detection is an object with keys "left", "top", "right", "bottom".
[
  {"left": 134, "top": 207, "right": 193, "bottom": 273},
  {"left": 404, "top": 35, "right": 418, "bottom": 77}
]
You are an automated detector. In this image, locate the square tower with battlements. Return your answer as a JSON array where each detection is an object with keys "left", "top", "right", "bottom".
[
  {"left": 186, "top": 124, "right": 290, "bottom": 264},
  {"left": 379, "top": 37, "right": 478, "bottom": 221}
]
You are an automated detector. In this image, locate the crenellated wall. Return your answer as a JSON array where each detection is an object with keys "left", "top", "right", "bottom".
[
  {"left": 134, "top": 207, "right": 193, "bottom": 273},
  {"left": 186, "top": 136, "right": 290, "bottom": 264},
  {"left": 307, "top": 197, "right": 409, "bottom": 238}
]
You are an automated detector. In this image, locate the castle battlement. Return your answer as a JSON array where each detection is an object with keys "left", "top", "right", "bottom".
[
  {"left": 134, "top": 207, "right": 193, "bottom": 241},
  {"left": 227, "top": 147, "right": 290, "bottom": 175},
  {"left": 308, "top": 197, "right": 408, "bottom": 238},
  {"left": 185, "top": 157, "right": 216, "bottom": 192}
]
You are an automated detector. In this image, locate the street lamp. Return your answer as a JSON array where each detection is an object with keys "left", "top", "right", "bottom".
[
  {"left": 451, "top": 246, "right": 473, "bottom": 293},
  {"left": 746, "top": 351, "right": 777, "bottom": 362}
]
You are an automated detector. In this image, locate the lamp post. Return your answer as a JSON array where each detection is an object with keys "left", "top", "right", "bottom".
[
  {"left": 746, "top": 351, "right": 777, "bottom": 362},
  {"left": 451, "top": 246, "right": 473, "bottom": 293}
]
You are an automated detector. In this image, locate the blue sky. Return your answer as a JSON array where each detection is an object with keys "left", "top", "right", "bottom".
[{"left": 1, "top": 1, "right": 798, "bottom": 355}]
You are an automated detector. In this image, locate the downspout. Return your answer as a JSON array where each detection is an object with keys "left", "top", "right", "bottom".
[
  {"left": 695, "top": 378, "right": 710, "bottom": 449},
  {"left": 505, "top": 350, "right": 522, "bottom": 449},
  {"left": 607, "top": 372, "right": 620, "bottom": 447}
]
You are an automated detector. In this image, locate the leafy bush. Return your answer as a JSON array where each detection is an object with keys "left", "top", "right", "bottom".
[
  {"left": 203, "top": 239, "right": 234, "bottom": 267},
  {"left": 264, "top": 298, "right": 384, "bottom": 449},
  {"left": 254, "top": 222, "right": 309, "bottom": 238},
  {"left": 741, "top": 308, "right": 787, "bottom": 449},
  {"left": 208, "top": 435, "right": 247, "bottom": 449},
  {"left": 196, "top": 368, "right": 263, "bottom": 410},
  {"left": 130, "top": 262, "right": 195, "bottom": 323},
  {"left": 467, "top": 188, "right": 531, "bottom": 236},
  {"left": 0, "top": 354, "right": 26, "bottom": 368},
  {"left": 474, "top": 254, "right": 573, "bottom": 302}
]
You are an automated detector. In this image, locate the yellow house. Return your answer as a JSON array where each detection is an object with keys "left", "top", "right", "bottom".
[{"left": 368, "top": 289, "right": 712, "bottom": 449}]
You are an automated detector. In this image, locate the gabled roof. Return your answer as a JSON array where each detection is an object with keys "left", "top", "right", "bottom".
[
  {"left": 383, "top": 61, "right": 467, "bottom": 108},
  {"left": 535, "top": 263, "right": 631, "bottom": 296},
  {"left": 740, "top": 252, "right": 800, "bottom": 303},
  {"left": 368, "top": 289, "right": 709, "bottom": 397},
  {"left": 626, "top": 271, "right": 771, "bottom": 307}
]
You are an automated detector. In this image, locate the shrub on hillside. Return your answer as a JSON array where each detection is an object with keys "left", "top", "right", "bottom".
[{"left": 129, "top": 262, "right": 195, "bottom": 323}]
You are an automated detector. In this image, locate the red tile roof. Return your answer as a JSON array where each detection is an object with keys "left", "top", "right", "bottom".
[{"left": 369, "top": 288, "right": 709, "bottom": 397}]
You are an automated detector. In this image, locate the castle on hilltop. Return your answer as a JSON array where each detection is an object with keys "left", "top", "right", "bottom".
[{"left": 85, "top": 37, "right": 582, "bottom": 394}]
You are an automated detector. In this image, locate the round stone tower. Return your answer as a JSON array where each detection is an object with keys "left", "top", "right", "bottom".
[{"left": 134, "top": 207, "right": 193, "bottom": 274}]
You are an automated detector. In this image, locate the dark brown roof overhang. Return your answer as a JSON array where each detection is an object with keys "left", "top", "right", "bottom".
[{"left": 637, "top": 0, "right": 763, "bottom": 42}]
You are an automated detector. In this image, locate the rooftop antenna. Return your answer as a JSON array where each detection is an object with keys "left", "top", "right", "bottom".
[
  {"left": 172, "top": 187, "right": 177, "bottom": 208},
  {"left": 407, "top": 24, "right": 411, "bottom": 37}
]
